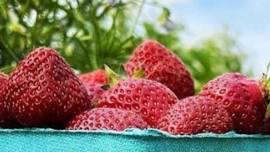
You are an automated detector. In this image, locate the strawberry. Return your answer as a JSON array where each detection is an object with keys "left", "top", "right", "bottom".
[
  {"left": 199, "top": 73, "right": 266, "bottom": 133},
  {"left": 79, "top": 70, "right": 107, "bottom": 106},
  {"left": 0, "top": 72, "right": 18, "bottom": 128},
  {"left": 79, "top": 69, "right": 108, "bottom": 85},
  {"left": 157, "top": 96, "right": 232, "bottom": 135},
  {"left": 82, "top": 83, "right": 106, "bottom": 106},
  {"left": 66, "top": 108, "right": 147, "bottom": 131},
  {"left": 124, "top": 40, "right": 194, "bottom": 99},
  {"left": 5, "top": 47, "right": 91, "bottom": 128},
  {"left": 98, "top": 79, "right": 178, "bottom": 127}
]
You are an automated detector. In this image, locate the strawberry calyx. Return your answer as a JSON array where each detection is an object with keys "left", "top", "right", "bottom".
[
  {"left": 132, "top": 69, "right": 145, "bottom": 79},
  {"left": 0, "top": 71, "right": 8, "bottom": 78},
  {"left": 266, "top": 105, "right": 270, "bottom": 119},
  {"left": 104, "top": 65, "right": 121, "bottom": 87},
  {"left": 104, "top": 65, "right": 144, "bottom": 88},
  {"left": 261, "top": 63, "right": 270, "bottom": 119}
]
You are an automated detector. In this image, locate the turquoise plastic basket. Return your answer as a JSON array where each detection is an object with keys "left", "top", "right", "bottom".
[{"left": 1, "top": 128, "right": 270, "bottom": 152}]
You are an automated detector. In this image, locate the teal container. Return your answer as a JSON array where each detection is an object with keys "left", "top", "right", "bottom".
[{"left": 0, "top": 128, "right": 270, "bottom": 152}]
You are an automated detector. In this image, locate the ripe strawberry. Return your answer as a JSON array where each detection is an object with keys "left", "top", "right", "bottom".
[
  {"left": 158, "top": 96, "right": 232, "bottom": 135},
  {"left": 66, "top": 108, "right": 147, "bottom": 131},
  {"left": 5, "top": 47, "right": 91, "bottom": 128},
  {"left": 79, "top": 70, "right": 107, "bottom": 106},
  {"left": 82, "top": 83, "right": 106, "bottom": 106},
  {"left": 124, "top": 40, "right": 194, "bottom": 99},
  {"left": 79, "top": 69, "right": 108, "bottom": 85},
  {"left": 0, "top": 73, "right": 18, "bottom": 128},
  {"left": 200, "top": 73, "right": 266, "bottom": 133},
  {"left": 98, "top": 79, "right": 178, "bottom": 127}
]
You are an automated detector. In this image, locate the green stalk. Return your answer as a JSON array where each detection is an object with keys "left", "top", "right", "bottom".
[
  {"left": 89, "top": 2, "right": 101, "bottom": 69},
  {"left": 130, "top": 0, "right": 145, "bottom": 35},
  {"left": 106, "top": 6, "right": 120, "bottom": 52},
  {"left": 262, "top": 63, "right": 270, "bottom": 119},
  {"left": 0, "top": 40, "right": 19, "bottom": 62},
  {"left": 91, "top": 20, "right": 100, "bottom": 69}
]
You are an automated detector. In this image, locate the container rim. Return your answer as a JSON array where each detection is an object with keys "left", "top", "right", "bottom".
[{"left": 0, "top": 128, "right": 269, "bottom": 139}]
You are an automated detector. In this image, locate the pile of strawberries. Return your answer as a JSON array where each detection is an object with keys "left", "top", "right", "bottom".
[{"left": 0, "top": 40, "right": 269, "bottom": 135}]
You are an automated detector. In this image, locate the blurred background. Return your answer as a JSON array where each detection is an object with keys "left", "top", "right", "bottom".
[{"left": 0, "top": 0, "right": 268, "bottom": 91}]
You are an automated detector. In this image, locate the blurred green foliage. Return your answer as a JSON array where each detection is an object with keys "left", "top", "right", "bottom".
[
  {"left": 0, "top": 0, "right": 243, "bottom": 91},
  {"left": 0, "top": 0, "right": 143, "bottom": 72}
]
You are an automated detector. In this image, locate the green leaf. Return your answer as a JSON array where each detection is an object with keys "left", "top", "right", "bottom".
[{"left": 158, "top": 7, "right": 170, "bottom": 25}]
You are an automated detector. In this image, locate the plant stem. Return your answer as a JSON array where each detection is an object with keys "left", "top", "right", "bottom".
[
  {"left": 91, "top": 20, "right": 99, "bottom": 69},
  {"left": 0, "top": 40, "right": 19, "bottom": 62},
  {"left": 106, "top": 6, "right": 120, "bottom": 51},
  {"left": 130, "top": 0, "right": 145, "bottom": 35},
  {"left": 86, "top": 2, "right": 99, "bottom": 69}
]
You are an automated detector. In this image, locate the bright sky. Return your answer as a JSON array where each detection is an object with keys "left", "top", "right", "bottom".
[{"left": 154, "top": 0, "right": 270, "bottom": 76}]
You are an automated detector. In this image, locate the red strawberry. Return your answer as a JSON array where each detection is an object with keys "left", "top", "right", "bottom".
[
  {"left": 83, "top": 83, "right": 106, "bottom": 106},
  {"left": 79, "top": 70, "right": 107, "bottom": 106},
  {"left": 124, "top": 40, "right": 194, "bottom": 99},
  {"left": 5, "top": 47, "right": 91, "bottom": 128},
  {"left": 66, "top": 108, "right": 147, "bottom": 131},
  {"left": 158, "top": 96, "right": 232, "bottom": 135},
  {"left": 98, "top": 79, "right": 178, "bottom": 127},
  {"left": 200, "top": 73, "right": 266, "bottom": 133},
  {"left": 79, "top": 69, "right": 108, "bottom": 85},
  {"left": 0, "top": 73, "right": 18, "bottom": 128}
]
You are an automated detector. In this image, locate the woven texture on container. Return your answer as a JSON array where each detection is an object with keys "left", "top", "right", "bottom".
[{"left": 0, "top": 129, "right": 270, "bottom": 152}]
